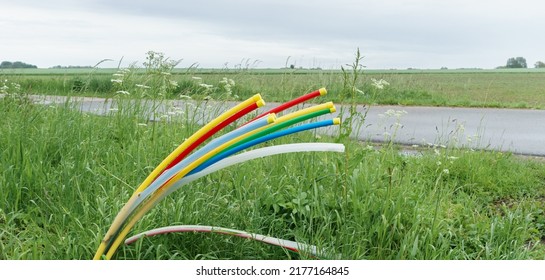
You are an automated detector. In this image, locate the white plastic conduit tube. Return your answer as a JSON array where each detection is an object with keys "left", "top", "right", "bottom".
[{"left": 145, "top": 143, "right": 345, "bottom": 217}]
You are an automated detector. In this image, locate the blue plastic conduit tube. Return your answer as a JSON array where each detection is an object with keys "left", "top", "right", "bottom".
[{"left": 189, "top": 118, "right": 339, "bottom": 175}]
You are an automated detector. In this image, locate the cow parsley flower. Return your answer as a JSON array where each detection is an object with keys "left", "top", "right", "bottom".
[
  {"left": 199, "top": 83, "right": 214, "bottom": 90},
  {"left": 371, "top": 78, "right": 390, "bottom": 89},
  {"left": 136, "top": 84, "right": 151, "bottom": 89}
]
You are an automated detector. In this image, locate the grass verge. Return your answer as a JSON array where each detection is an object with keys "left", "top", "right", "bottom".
[{"left": 1, "top": 93, "right": 544, "bottom": 260}]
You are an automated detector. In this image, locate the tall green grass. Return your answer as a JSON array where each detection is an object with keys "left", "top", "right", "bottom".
[{"left": 1, "top": 89, "right": 544, "bottom": 259}]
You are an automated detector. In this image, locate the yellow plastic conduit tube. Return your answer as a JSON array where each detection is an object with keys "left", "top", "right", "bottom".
[
  {"left": 102, "top": 102, "right": 336, "bottom": 259},
  {"left": 93, "top": 94, "right": 264, "bottom": 260}
]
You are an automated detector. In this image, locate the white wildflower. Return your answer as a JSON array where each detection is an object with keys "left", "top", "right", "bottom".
[
  {"left": 179, "top": 94, "right": 192, "bottom": 99},
  {"left": 192, "top": 76, "right": 202, "bottom": 80},
  {"left": 116, "top": 90, "right": 130, "bottom": 95},
  {"left": 436, "top": 161, "right": 442, "bottom": 166},
  {"left": 442, "top": 169, "right": 450, "bottom": 175},
  {"left": 137, "top": 123, "right": 147, "bottom": 127},
  {"left": 111, "top": 79, "right": 123, "bottom": 84},
  {"left": 169, "top": 106, "right": 184, "bottom": 115},
  {"left": 371, "top": 78, "right": 390, "bottom": 89},
  {"left": 112, "top": 73, "right": 124, "bottom": 77},
  {"left": 466, "top": 134, "right": 479, "bottom": 143},
  {"left": 220, "top": 77, "right": 235, "bottom": 86},
  {"left": 199, "top": 83, "right": 213, "bottom": 89},
  {"left": 169, "top": 80, "right": 179, "bottom": 87},
  {"left": 136, "top": 84, "right": 151, "bottom": 89},
  {"left": 220, "top": 77, "right": 235, "bottom": 95},
  {"left": 456, "top": 123, "right": 465, "bottom": 133}
]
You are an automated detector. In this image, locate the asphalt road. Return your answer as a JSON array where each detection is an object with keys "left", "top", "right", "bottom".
[
  {"left": 333, "top": 105, "right": 545, "bottom": 156},
  {"left": 27, "top": 95, "right": 545, "bottom": 156}
]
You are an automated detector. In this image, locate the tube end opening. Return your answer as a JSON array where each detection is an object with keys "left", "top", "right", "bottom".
[
  {"left": 253, "top": 93, "right": 263, "bottom": 103},
  {"left": 267, "top": 113, "right": 277, "bottom": 124}
]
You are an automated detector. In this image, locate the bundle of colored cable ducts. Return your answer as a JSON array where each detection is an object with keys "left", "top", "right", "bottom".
[{"left": 93, "top": 88, "right": 344, "bottom": 260}]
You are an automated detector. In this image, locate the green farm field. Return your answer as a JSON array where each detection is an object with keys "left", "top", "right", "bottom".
[
  {"left": 2, "top": 62, "right": 545, "bottom": 260},
  {"left": 2, "top": 67, "right": 545, "bottom": 109}
]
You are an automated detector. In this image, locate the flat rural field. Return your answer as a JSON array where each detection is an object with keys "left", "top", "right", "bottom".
[
  {"left": 1, "top": 67, "right": 545, "bottom": 260},
  {"left": 2, "top": 68, "right": 545, "bottom": 108}
]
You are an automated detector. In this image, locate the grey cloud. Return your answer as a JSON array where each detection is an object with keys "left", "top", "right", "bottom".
[{"left": 2, "top": 0, "right": 544, "bottom": 69}]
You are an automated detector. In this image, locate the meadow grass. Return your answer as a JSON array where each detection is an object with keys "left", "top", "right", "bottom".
[
  {"left": 2, "top": 67, "right": 545, "bottom": 109},
  {"left": 1, "top": 91, "right": 545, "bottom": 260}
]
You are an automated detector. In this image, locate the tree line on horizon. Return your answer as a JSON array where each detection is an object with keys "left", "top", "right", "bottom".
[
  {"left": 2, "top": 58, "right": 545, "bottom": 70},
  {"left": 0, "top": 61, "right": 37, "bottom": 69}
]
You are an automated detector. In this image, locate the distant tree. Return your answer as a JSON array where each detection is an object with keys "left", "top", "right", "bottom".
[
  {"left": 0, "top": 60, "right": 37, "bottom": 68},
  {"left": 505, "top": 57, "right": 527, "bottom": 68},
  {"left": 0, "top": 61, "right": 13, "bottom": 68},
  {"left": 535, "top": 61, "right": 545, "bottom": 68}
]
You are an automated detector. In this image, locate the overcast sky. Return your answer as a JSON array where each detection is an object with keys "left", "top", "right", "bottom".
[{"left": 2, "top": 0, "right": 544, "bottom": 69}]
